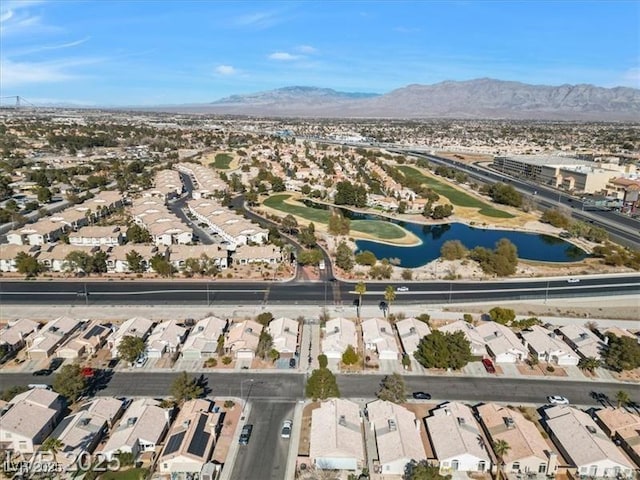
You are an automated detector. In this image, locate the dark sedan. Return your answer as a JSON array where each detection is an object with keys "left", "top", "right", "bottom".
[{"left": 412, "top": 391, "right": 432, "bottom": 400}]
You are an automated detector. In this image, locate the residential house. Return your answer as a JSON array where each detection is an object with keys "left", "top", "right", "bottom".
[
  {"left": 437, "top": 320, "right": 487, "bottom": 356},
  {"left": 425, "top": 402, "right": 492, "bottom": 474},
  {"left": 558, "top": 325, "right": 605, "bottom": 359},
  {"left": 158, "top": 399, "right": 222, "bottom": 476},
  {"left": 233, "top": 245, "right": 282, "bottom": 265},
  {"left": 38, "top": 244, "right": 100, "bottom": 273},
  {"left": 26, "top": 316, "right": 81, "bottom": 360},
  {"left": 395, "top": 318, "right": 431, "bottom": 355},
  {"left": 105, "top": 245, "right": 166, "bottom": 274},
  {"left": 594, "top": 408, "right": 640, "bottom": 468},
  {"left": 544, "top": 406, "right": 635, "bottom": 478},
  {"left": 0, "top": 318, "right": 39, "bottom": 352},
  {"left": 361, "top": 318, "right": 400, "bottom": 360},
  {"left": 322, "top": 318, "right": 358, "bottom": 360},
  {"left": 520, "top": 326, "right": 580, "bottom": 366},
  {"left": 476, "top": 403, "right": 558, "bottom": 476},
  {"left": 101, "top": 398, "right": 171, "bottom": 461},
  {"left": 309, "top": 398, "right": 365, "bottom": 471},
  {"left": 56, "top": 321, "right": 111, "bottom": 359},
  {"left": 267, "top": 317, "right": 299, "bottom": 357},
  {"left": 0, "top": 245, "right": 40, "bottom": 272},
  {"left": 367, "top": 399, "right": 427, "bottom": 475},
  {"left": 108, "top": 317, "right": 154, "bottom": 358},
  {"left": 69, "top": 226, "right": 125, "bottom": 247},
  {"left": 52, "top": 397, "right": 124, "bottom": 469},
  {"left": 146, "top": 320, "right": 187, "bottom": 358},
  {"left": 476, "top": 323, "right": 527, "bottom": 364},
  {"left": 181, "top": 316, "right": 228, "bottom": 360},
  {"left": 6, "top": 221, "right": 64, "bottom": 246},
  {"left": 168, "top": 245, "right": 228, "bottom": 271},
  {"left": 225, "top": 320, "right": 262, "bottom": 360},
  {"left": 0, "top": 388, "right": 64, "bottom": 454}
]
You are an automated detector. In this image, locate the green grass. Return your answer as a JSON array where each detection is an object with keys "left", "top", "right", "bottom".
[
  {"left": 397, "top": 165, "right": 514, "bottom": 218},
  {"left": 264, "top": 194, "right": 407, "bottom": 240},
  {"left": 212, "top": 153, "right": 233, "bottom": 169},
  {"left": 99, "top": 468, "right": 148, "bottom": 480}
]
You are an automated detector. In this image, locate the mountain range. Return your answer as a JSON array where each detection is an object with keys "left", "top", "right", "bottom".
[{"left": 182, "top": 78, "right": 639, "bottom": 121}]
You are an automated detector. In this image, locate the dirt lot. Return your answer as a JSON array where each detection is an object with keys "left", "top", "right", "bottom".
[{"left": 298, "top": 401, "right": 321, "bottom": 456}]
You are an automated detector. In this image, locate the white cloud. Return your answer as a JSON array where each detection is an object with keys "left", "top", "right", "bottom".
[
  {"left": 215, "top": 64, "right": 237, "bottom": 76},
  {"left": 268, "top": 52, "right": 300, "bottom": 61},
  {"left": 0, "top": 58, "right": 76, "bottom": 87},
  {"left": 619, "top": 67, "right": 640, "bottom": 88},
  {"left": 234, "top": 11, "right": 281, "bottom": 29},
  {"left": 296, "top": 45, "right": 317, "bottom": 54}
]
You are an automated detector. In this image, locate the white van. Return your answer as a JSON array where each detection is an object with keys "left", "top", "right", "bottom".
[{"left": 28, "top": 384, "right": 51, "bottom": 390}]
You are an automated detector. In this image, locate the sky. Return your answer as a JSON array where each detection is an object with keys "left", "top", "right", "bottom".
[{"left": 1, "top": 0, "right": 639, "bottom": 106}]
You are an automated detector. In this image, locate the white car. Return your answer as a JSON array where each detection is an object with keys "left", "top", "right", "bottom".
[
  {"left": 547, "top": 395, "right": 570, "bottom": 405},
  {"left": 396, "top": 286, "right": 409, "bottom": 292},
  {"left": 566, "top": 278, "right": 580, "bottom": 283},
  {"left": 281, "top": 419, "right": 292, "bottom": 439}
]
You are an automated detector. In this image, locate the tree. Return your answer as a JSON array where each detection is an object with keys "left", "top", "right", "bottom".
[
  {"left": 487, "top": 182, "right": 522, "bottom": 207},
  {"left": 297, "top": 248, "right": 323, "bottom": 265},
  {"left": 256, "top": 311, "right": 274, "bottom": 326},
  {"left": 126, "top": 250, "right": 145, "bottom": 273},
  {"left": 305, "top": 367, "right": 339, "bottom": 400},
  {"left": 36, "top": 186, "right": 53, "bottom": 203},
  {"left": 335, "top": 241, "right": 354, "bottom": 271},
  {"left": 355, "top": 281, "right": 366, "bottom": 319},
  {"left": 318, "top": 354, "right": 328, "bottom": 369},
  {"left": 493, "top": 439, "right": 511, "bottom": 461},
  {"left": 578, "top": 356, "right": 601, "bottom": 373},
  {"left": 42, "top": 437, "right": 64, "bottom": 465},
  {"left": 431, "top": 204, "right": 453, "bottom": 219},
  {"left": 15, "top": 251, "right": 42, "bottom": 277},
  {"left": 171, "top": 371, "right": 204, "bottom": 402},
  {"left": 384, "top": 285, "right": 396, "bottom": 317},
  {"left": 401, "top": 269, "right": 413, "bottom": 280},
  {"left": 53, "top": 364, "right": 87, "bottom": 402},
  {"left": 541, "top": 209, "right": 571, "bottom": 228},
  {"left": 298, "top": 222, "right": 317, "bottom": 247},
  {"left": 602, "top": 333, "right": 640, "bottom": 372},
  {"left": 0, "top": 385, "right": 28, "bottom": 402},
  {"left": 615, "top": 390, "right": 630, "bottom": 407},
  {"left": 489, "top": 307, "right": 516, "bottom": 325},
  {"left": 90, "top": 250, "right": 108, "bottom": 273},
  {"left": 281, "top": 214, "right": 298, "bottom": 234},
  {"left": 256, "top": 330, "right": 274, "bottom": 360},
  {"left": 64, "top": 250, "right": 92, "bottom": 274},
  {"left": 414, "top": 330, "right": 472, "bottom": 370},
  {"left": 126, "top": 224, "right": 152, "bottom": 244},
  {"left": 216, "top": 334, "right": 225, "bottom": 356},
  {"left": 355, "top": 250, "right": 377, "bottom": 266},
  {"left": 342, "top": 345, "right": 359, "bottom": 366},
  {"left": 328, "top": 214, "right": 350, "bottom": 236},
  {"left": 117, "top": 335, "right": 146, "bottom": 364},
  {"left": 404, "top": 460, "right": 451, "bottom": 480},
  {"left": 376, "top": 373, "right": 407, "bottom": 403},
  {"left": 150, "top": 255, "right": 174, "bottom": 277},
  {"left": 440, "top": 240, "right": 468, "bottom": 261}
]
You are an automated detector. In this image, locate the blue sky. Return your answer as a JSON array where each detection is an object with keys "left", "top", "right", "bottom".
[{"left": 1, "top": 0, "right": 638, "bottom": 106}]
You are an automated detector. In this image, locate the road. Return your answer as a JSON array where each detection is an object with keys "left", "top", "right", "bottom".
[
  {"left": 3, "top": 372, "right": 638, "bottom": 406},
  {"left": 1, "top": 275, "right": 638, "bottom": 305},
  {"left": 401, "top": 149, "right": 640, "bottom": 249}
]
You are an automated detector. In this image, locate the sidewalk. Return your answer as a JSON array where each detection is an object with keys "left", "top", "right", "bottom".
[
  {"left": 218, "top": 400, "right": 251, "bottom": 480},
  {"left": 283, "top": 400, "right": 305, "bottom": 480}
]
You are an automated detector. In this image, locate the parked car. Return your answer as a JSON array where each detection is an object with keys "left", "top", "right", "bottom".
[
  {"left": 32, "top": 369, "right": 52, "bottom": 377},
  {"left": 281, "top": 419, "right": 292, "bottom": 439},
  {"left": 566, "top": 278, "right": 580, "bottom": 283},
  {"left": 547, "top": 395, "right": 570, "bottom": 405},
  {"left": 49, "top": 358, "right": 64, "bottom": 371},
  {"left": 81, "top": 367, "right": 95, "bottom": 378},
  {"left": 396, "top": 286, "right": 409, "bottom": 292},
  {"left": 412, "top": 391, "right": 432, "bottom": 400},
  {"left": 134, "top": 356, "right": 147, "bottom": 368},
  {"left": 482, "top": 358, "right": 496, "bottom": 373},
  {"left": 239, "top": 424, "right": 253, "bottom": 445},
  {"left": 289, "top": 358, "right": 296, "bottom": 369}
]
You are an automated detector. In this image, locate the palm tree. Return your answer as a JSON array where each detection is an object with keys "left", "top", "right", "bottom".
[
  {"left": 493, "top": 439, "right": 511, "bottom": 459},
  {"left": 578, "top": 356, "right": 601, "bottom": 373},
  {"left": 355, "top": 282, "right": 366, "bottom": 320},
  {"left": 615, "top": 390, "right": 630, "bottom": 408},
  {"left": 384, "top": 285, "right": 396, "bottom": 318},
  {"left": 41, "top": 437, "right": 63, "bottom": 465}
]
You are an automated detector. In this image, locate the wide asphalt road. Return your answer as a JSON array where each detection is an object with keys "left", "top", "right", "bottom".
[
  {"left": 3, "top": 372, "right": 638, "bottom": 406},
  {"left": 1, "top": 275, "right": 638, "bottom": 305}
]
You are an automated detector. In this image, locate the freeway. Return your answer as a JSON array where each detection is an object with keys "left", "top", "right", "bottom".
[
  {"left": 2, "top": 372, "right": 638, "bottom": 407},
  {"left": 1, "top": 275, "right": 638, "bottom": 305},
  {"left": 401, "top": 149, "right": 640, "bottom": 249}
]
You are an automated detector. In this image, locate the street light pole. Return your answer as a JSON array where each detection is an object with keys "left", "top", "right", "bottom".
[
  {"left": 240, "top": 378, "right": 254, "bottom": 415},
  {"left": 206, "top": 281, "right": 210, "bottom": 306}
]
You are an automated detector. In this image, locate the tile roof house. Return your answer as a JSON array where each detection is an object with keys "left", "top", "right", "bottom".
[
  {"left": 168, "top": 245, "right": 228, "bottom": 271},
  {"left": 69, "top": 226, "right": 125, "bottom": 247},
  {"left": 367, "top": 399, "right": 427, "bottom": 475},
  {"left": 437, "top": 320, "right": 487, "bottom": 356},
  {"left": 37, "top": 244, "right": 100, "bottom": 273},
  {"left": 101, "top": 398, "right": 171, "bottom": 461},
  {"left": 594, "top": 407, "right": 640, "bottom": 469},
  {"left": 309, "top": 398, "right": 365, "bottom": 471},
  {"left": 425, "top": 402, "right": 492, "bottom": 474},
  {"left": 0, "top": 388, "right": 64, "bottom": 454},
  {"left": 558, "top": 325, "right": 605, "bottom": 359},
  {"left": 362, "top": 317, "right": 400, "bottom": 360},
  {"left": 225, "top": 320, "right": 262, "bottom": 360},
  {"left": 56, "top": 320, "right": 111, "bottom": 359},
  {"left": 105, "top": 245, "right": 167, "bottom": 274},
  {"left": 146, "top": 320, "right": 187, "bottom": 358},
  {"left": 395, "top": 317, "right": 431, "bottom": 355},
  {"left": 476, "top": 323, "right": 527, "bottom": 364},
  {"left": 520, "top": 326, "right": 580, "bottom": 366},
  {"left": 158, "top": 399, "right": 222, "bottom": 476},
  {"left": 544, "top": 406, "right": 635, "bottom": 478},
  {"left": 322, "top": 317, "right": 358, "bottom": 359},
  {"left": 0, "top": 318, "right": 39, "bottom": 352},
  {"left": 108, "top": 317, "right": 154, "bottom": 359},
  {"left": 267, "top": 317, "right": 299, "bottom": 356},
  {"left": 181, "top": 316, "right": 228, "bottom": 360},
  {"left": 476, "top": 403, "right": 558, "bottom": 476},
  {"left": 0, "top": 244, "right": 40, "bottom": 272},
  {"left": 26, "top": 316, "right": 81, "bottom": 360}
]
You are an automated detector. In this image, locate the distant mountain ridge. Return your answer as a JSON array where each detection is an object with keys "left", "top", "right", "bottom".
[{"left": 175, "top": 78, "right": 640, "bottom": 121}]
